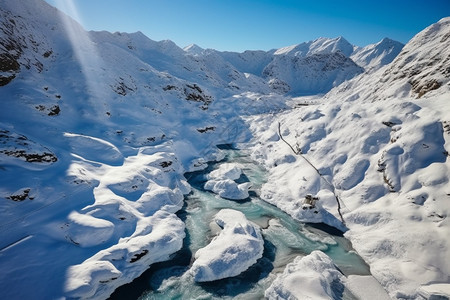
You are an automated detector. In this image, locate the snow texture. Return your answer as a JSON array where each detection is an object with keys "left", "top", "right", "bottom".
[
  {"left": 265, "top": 251, "right": 346, "bottom": 299},
  {"left": 249, "top": 17, "right": 450, "bottom": 299},
  {"left": 0, "top": 0, "right": 449, "bottom": 299},
  {"left": 189, "top": 209, "right": 264, "bottom": 282},
  {"left": 204, "top": 163, "right": 252, "bottom": 200}
]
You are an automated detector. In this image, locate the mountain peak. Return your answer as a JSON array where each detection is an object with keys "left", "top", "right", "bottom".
[
  {"left": 183, "top": 43, "right": 205, "bottom": 55},
  {"left": 274, "top": 36, "right": 354, "bottom": 57},
  {"left": 350, "top": 37, "right": 404, "bottom": 71}
]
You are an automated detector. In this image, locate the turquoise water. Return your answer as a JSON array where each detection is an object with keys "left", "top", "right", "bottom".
[{"left": 110, "top": 145, "right": 369, "bottom": 299}]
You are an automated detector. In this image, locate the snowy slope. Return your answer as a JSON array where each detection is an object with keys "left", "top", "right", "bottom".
[
  {"left": 204, "top": 36, "right": 403, "bottom": 96},
  {"left": 247, "top": 16, "right": 450, "bottom": 299},
  {"left": 263, "top": 51, "right": 364, "bottom": 95},
  {"left": 216, "top": 49, "right": 274, "bottom": 76},
  {"left": 0, "top": 0, "right": 285, "bottom": 299},
  {"left": 262, "top": 37, "right": 363, "bottom": 95},
  {"left": 274, "top": 36, "right": 354, "bottom": 57},
  {"left": 1, "top": 0, "right": 448, "bottom": 299},
  {"left": 329, "top": 17, "right": 450, "bottom": 102},
  {"left": 183, "top": 43, "right": 205, "bottom": 56},
  {"left": 351, "top": 37, "right": 404, "bottom": 72}
]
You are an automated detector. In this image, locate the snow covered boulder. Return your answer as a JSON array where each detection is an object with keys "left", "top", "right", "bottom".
[
  {"left": 64, "top": 211, "right": 185, "bottom": 299},
  {"left": 204, "top": 163, "right": 251, "bottom": 200},
  {"left": 207, "top": 163, "right": 242, "bottom": 180},
  {"left": 265, "top": 251, "right": 346, "bottom": 300},
  {"left": 204, "top": 179, "right": 251, "bottom": 200},
  {"left": 190, "top": 209, "right": 264, "bottom": 282}
]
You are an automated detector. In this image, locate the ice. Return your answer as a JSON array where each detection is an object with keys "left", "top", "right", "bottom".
[{"left": 189, "top": 209, "right": 264, "bottom": 282}]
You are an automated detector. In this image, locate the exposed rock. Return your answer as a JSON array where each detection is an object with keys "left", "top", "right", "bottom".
[
  {"left": 48, "top": 105, "right": 60, "bottom": 116},
  {"left": 184, "top": 83, "right": 212, "bottom": 107},
  {"left": 0, "top": 130, "right": 57, "bottom": 163},
  {"left": 197, "top": 126, "right": 215, "bottom": 133},
  {"left": 6, "top": 188, "right": 33, "bottom": 201}
]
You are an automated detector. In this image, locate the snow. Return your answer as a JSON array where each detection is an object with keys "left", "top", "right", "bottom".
[
  {"left": 266, "top": 253, "right": 391, "bottom": 299},
  {"left": 248, "top": 17, "right": 450, "bottom": 299},
  {"left": 262, "top": 51, "right": 364, "bottom": 95},
  {"left": 183, "top": 43, "right": 205, "bottom": 56},
  {"left": 417, "top": 283, "right": 450, "bottom": 299},
  {"left": 207, "top": 163, "right": 243, "bottom": 180},
  {"left": 189, "top": 209, "right": 264, "bottom": 282},
  {"left": 204, "top": 163, "right": 252, "bottom": 200},
  {"left": 346, "top": 275, "right": 391, "bottom": 300},
  {"left": 65, "top": 211, "right": 115, "bottom": 247},
  {"left": 265, "top": 251, "right": 346, "bottom": 299},
  {"left": 350, "top": 38, "right": 404, "bottom": 72},
  {"left": 204, "top": 179, "right": 252, "bottom": 200},
  {"left": 0, "top": 0, "right": 449, "bottom": 298},
  {"left": 273, "top": 36, "right": 354, "bottom": 57}
]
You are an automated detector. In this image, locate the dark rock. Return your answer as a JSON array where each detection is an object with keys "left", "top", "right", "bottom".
[
  {"left": 130, "top": 250, "right": 148, "bottom": 263},
  {"left": 48, "top": 105, "right": 60, "bottom": 116}
]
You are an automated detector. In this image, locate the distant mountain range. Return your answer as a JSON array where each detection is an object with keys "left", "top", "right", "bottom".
[{"left": 1, "top": 0, "right": 449, "bottom": 299}]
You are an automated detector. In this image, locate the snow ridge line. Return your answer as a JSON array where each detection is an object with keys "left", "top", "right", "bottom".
[{"left": 277, "top": 122, "right": 346, "bottom": 225}]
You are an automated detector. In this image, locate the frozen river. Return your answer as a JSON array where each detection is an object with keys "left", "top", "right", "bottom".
[{"left": 110, "top": 145, "right": 370, "bottom": 299}]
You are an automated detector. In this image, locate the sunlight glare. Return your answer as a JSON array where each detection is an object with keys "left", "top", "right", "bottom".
[{"left": 54, "top": 0, "right": 104, "bottom": 111}]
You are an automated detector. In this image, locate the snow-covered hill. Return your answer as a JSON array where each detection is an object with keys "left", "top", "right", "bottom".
[
  {"left": 351, "top": 37, "right": 404, "bottom": 72},
  {"left": 1, "top": 0, "right": 449, "bottom": 299},
  {"left": 247, "top": 16, "right": 450, "bottom": 299}
]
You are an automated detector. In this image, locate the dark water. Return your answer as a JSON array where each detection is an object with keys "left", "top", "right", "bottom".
[{"left": 110, "top": 145, "right": 369, "bottom": 299}]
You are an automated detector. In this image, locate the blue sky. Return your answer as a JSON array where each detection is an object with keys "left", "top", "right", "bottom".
[{"left": 45, "top": 0, "right": 450, "bottom": 52}]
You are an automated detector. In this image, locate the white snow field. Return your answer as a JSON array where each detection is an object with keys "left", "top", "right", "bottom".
[{"left": 0, "top": 0, "right": 449, "bottom": 299}]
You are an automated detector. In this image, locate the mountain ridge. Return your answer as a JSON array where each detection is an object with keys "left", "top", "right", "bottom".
[{"left": 1, "top": 0, "right": 449, "bottom": 299}]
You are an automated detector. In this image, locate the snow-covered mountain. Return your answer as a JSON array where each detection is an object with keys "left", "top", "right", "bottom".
[
  {"left": 248, "top": 16, "right": 450, "bottom": 299},
  {"left": 182, "top": 36, "right": 404, "bottom": 96},
  {"left": 1, "top": 0, "right": 449, "bottom": 299},
  {"left": 183, "top": 43, "right": 204, "bottom": 55},
  {"left": 351, "top": 37, "right": 404, "bottom": 71},
  {"left": 327, "top": 18, "right": 450, "bottom": 102},
  {"left": 273, "top": 36, "right": 355, "bottom": 57},
  {"left": 262, "top": 50, "right": 364, "bottom": 95}
]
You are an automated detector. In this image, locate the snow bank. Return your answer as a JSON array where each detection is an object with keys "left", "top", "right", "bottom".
[
  {"left": 65, "top": 211, "right": 115, "bottom": 247},
  {"left": 204, "top": 179, "right": 251, "bottom": 200},
  {"left": 65, "top": 210, "right": 185, "bottom": 299},
  {"left": 190, "top": 209, "right": 264, "bottom": 282},
  {"left": 207, "top": 163, "right": 242, "bottom": 180},
  {"left": 265, "top": 251, "right": 345, "bottom": 299},
  {"left": 417, "top": 283, "right": 450, "bottom": 299},
  {"left": 204, "top": 163, "right": 252, "bottom": 200}
]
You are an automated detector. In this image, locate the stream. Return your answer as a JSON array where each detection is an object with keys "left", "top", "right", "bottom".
[{"left": 110, "top": 144, "right": 370, "bottom": 299}]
